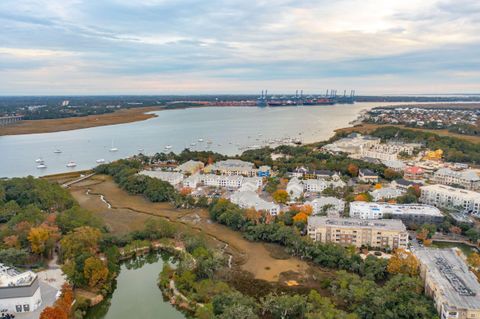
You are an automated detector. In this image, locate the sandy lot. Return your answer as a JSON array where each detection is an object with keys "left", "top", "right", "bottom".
[{"left": 69, "top": 175, "right": 311, "bottom": 282}]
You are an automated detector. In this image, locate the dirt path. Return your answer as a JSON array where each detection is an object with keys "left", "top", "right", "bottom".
[
  {"left": 69, "top": 175, "right": 311, "bottom": 282},
  {"left": 0, "top": 106, "right": 161, "bottom": 136}
]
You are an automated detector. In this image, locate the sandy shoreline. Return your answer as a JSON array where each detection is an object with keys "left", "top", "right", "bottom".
[{"left": 0, "top": 106, "right": 162, "bottom": 136}]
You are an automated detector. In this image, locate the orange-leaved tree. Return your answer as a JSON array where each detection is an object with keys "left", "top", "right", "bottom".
[
  {"left": 84, "top": 256, "right": 109, "bottom": 288},
  {"left": 272, "top": 189, "right": 289, "bottom": 204},
  {"left": 387, "top": 249, "right": 419, "bottom": 276}
]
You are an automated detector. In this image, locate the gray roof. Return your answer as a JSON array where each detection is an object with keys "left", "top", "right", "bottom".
[
  {"left": 308, "top": 216, "right": 406, "bottom": 231},
  {"left": 415, "top": 248, "right": 480, "bottom": 311}
]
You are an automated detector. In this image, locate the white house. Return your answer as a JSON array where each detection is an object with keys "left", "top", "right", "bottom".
[
  {"left": 0, "top": 264, "right": 42, "bottom": 314},
  {"left": 140, "top": 170, "right": 184, "bottom": 186},
  {"left": 306, "top": 197, "right": 345, "bottom": 217},
  {"left": 230, "top": 191, "right": 280, "bottom": 215},
  {"left": 183, "top": 174, "right": 201, "bottom": 188},
  {"left": 287, "top": 177, "right": 304, "bottom": 200},
  {"left": 369, "top": 187, "right": 405, "bottom": 201},
  {"left": 304, "top": 179, "right": 328, "bottom": 193},
  {"left": 240, "top": 177, "right": 263, "bottom": 192}
]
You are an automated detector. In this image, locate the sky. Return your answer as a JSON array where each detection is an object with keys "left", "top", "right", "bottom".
[{"left": 0, "top": 0, "right": 479, "bottom": 95}]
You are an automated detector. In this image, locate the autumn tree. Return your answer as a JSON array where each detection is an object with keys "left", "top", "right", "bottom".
[
  {"left": 40, "top": 284, "right": 73, "bottom": 319},
  {"left": 28, "top": 224, "right": 59, "bottom": 256},
  {"left": 449, "top": 226, "right": 462, "bottom": 235},
  {"left": 347, "top": 163, "right": 359, "bottom": 177},
  {"left": 84, "top": 256, "right": 109, "bottom": 288},
  {"left": 383, "top": 168, "right": 401, "bottom": 180},
  {"left": 180, "top": 187, "right": 193, "bottom": 196},
  {"left": 3, "top": 235, "right": 19, "bottom": 248},
  {"left": 272, "top": 189, "right": 289, "bottom": 204},
  {"left": 245, "top": 208, "right": 262, "bottom": 224},
  {"left": 293, "top": 212, "right": 309, "bottom": 223},
  {"left": 60, "top": 226, "right": 101, "bottom": 260},
  {"left": 374, "top": 183, "right": 382, "bottom": 189},
  {"left": 387, "top": 249, "right": 419, "bottom": 276},
  {"left": 354, "top": 193, "right": 371, "bottom": 202},
  {"left": 40, "top": 307, "right": 67, "bottom": 319},
  {"left": 467, "top": 252, "right": 480, "bottom": 268}
]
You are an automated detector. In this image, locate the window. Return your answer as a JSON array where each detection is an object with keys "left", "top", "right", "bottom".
[{"left": 23, "top": 304, "right": 30, "bottom": 312}]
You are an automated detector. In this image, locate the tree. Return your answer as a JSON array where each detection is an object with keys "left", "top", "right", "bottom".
[
  {"left": 449, "top": 226, "right": 462, "bottom": 235},
  {"left": 387, "top": 249, "right": 419, "bottom": 276},
  {"left": 383, "top": 168, "right": 401, "bottom": 180},
  {"left": 467, "top": 252, "right": 480, "bottom": 268},
  {"left": 354, "top": 193, "right": 370, "bottom": 202},
  {"left": 28, "top": 225, "right": 59, "bottom": 256},
  {"left": 83, "top": 256, "right": 109, "bottom": 288},
  {"left": 40, "top": 307, "right": 67, "bottom": 319},
  {"left": 261, "top": 293, "right": 308, "bottom": 319},
  {"left": 56, "top": 206, "right": 103, "bottom": 233},
  {"left": 272, "top": 189, "right": 289, "bottom": 204},
  {"left": 347, "top": 164, "right": 359, "bottom": 177},
  {"left": 60, "top": 226, "right": 102, "bottom": 260},
  {"left": 293, "top": 212, "right": 309, "bottom": 223}
]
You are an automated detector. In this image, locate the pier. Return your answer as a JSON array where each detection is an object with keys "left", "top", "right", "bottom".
[{"left": 0, "top": 115, "right": 23, "bottom": 127}]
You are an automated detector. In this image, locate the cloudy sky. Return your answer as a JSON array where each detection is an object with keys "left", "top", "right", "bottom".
[{"left": 1, "top": 0, "right": 479, "bottom": 95}]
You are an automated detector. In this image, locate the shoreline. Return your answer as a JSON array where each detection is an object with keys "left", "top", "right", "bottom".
[{"left": 0, "top": 106, "right": 162, "bottom": 136}]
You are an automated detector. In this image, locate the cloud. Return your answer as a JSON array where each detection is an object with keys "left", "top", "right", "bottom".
[{"left": 0, "top": 0, "right": 479, "bottom": 94}]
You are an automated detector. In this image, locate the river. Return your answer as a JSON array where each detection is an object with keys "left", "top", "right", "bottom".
[
  {"left": 86, "top": 253, "right": 185, "bottom": 319},
  {"left": 1, "top": 102, "right": 386, "bottom": 178}
]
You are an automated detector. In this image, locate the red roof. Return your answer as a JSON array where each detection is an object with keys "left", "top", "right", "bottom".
[{"left": 404, "top": 166, "right": 424, "bottom": 175}]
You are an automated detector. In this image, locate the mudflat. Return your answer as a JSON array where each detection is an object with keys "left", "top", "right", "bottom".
[{"left": 0, "top": 106, "right": 160, "bottom": 136}]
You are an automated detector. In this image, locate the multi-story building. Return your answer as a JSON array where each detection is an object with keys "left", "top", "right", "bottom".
[
  {"left": 287, "top": 177, "right": 304, "bottom": 200},
  {"left": 349, "top": 201, "right": 444, "bottom": 227},
  {"left": 414, "top": 248, "right": 480, "bottom": 319},
  {"left": 420, "top": 184, "right": 480, "bottom": 215},
  {"left": 200, "top": 174, "right": 262, "bottom": 189},
  {"left": 432, "top": 168, "right": 480, "bottom": 190},
  {"left": 304, "top": 179, "right": 329, "bottom": 193},
  {"left": 0, "top": 264, "right": 42, "bottom": 314},
  {"left": 306, "top": 197, "right": 345, "bottom": 217},
  {"left": 140, "top": 170, "right": 184, "bottom": 186},
  {"left": 322, "top": 133, "right": 381, "bottom": 155},
  {"left": 307, "top": 216, "right": 408, "bottom": 249},
  {"left": 206, "top": 159, "right": 257, "bottom": 176},
  {"left": 230, "top": 190, "right": 280, "bottom": 215}
]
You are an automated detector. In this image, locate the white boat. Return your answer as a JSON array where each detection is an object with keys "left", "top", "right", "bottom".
[
  {"left": 207, "top": 140, "right": 213, "bottom": 144},
  {"left": 198, "top": 138, "right": 204, "bottom": 142},
  {"left": 54, "top": 149, "right": 62, "bottom": 154},
  {"left": 35, "top": 158, "right": 43, "bottom": 163},
  {"left": 138, "top": 148, "right": 144, "bottom": 153},
  {"left": 36, "top": 164, "right": 47, "bottom": 169},
  {"left": 66, "top": 161, "right": 77, "bottom": 168},
  {"left": 109, "top": 139, "right": 118, "bottom": 152},
  {"left": 165, "top": 145, "right": 172, "bottom": 150},
  {"left": 96, "top": 159, "right": 105, "bottom": 164},
  {"left": 190, "top": 142, "right": 196, "bottom": 146}
]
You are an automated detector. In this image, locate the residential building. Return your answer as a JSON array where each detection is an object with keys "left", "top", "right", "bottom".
[
  {"left": 230, "top": 190, "right": 280, "bottom": 215},
  {"left": 0, "top": 264, "right": 42, "bottom": 314},
  {"left": 240, "top": 177, "right": 263, "bottom": 192},
  {"left": 404, "top": 166, "right": 424, "bottom": 180},
  {"left": 306, "top": 197, "right": 345, "bottom": 217},
  {"left": 183, "top": 174, "right": 201, "bottom": 188},
  {"left": 420, "top": 184, "right": 480, "bottom": 215},
  {"left": 304, "top": 179, "right": 328, "bottom": 193},
  {"left": 206, "top": 159, "right": 257, "bottom": 176},
  {"left": 322, "top": 133, "right": 381, "bottom": 155},
  {"left": 432, "top": 168, "right": 480, "bottom": 190},
  {"left": 391, "top": 178, "right": 417, "bottom": 191},
  {"left": 369, "top": 187, "right": 405, "bottom": 201},
  {"left": 349, "top": 201, "right": 444, "bottom": 226},
  {"left": 358, "top": 169, "right": 379, "bottom": 183},
  {"left": 307, "top": 216, "right": 408, "bottom": 249},
  {"left": 257, "top": 165, "right": 271, "bottom": 177},
  {"left": 286, "top": 177, "right": 304, "bottom": 200},
  {"left": 383, "top": 160, "right": 406, "bottom": 172},
  {"left": 140, "top": 170, "right": 184, "bottom": 186},
  {"left": 414, "top": 248, "right": 480, "bottom": 319},
  {"left": 175, "top": 160, "right": 204, "bottom": 175}
]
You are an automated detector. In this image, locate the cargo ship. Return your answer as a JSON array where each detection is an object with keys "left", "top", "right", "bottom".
[{"left": 257, "top": 89, "right": 354, "bottom": 107}]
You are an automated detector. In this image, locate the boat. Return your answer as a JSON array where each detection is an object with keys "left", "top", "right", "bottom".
[
  {"left": 35, "top": 158, "right": 43, "bottom": 163},
  {"left": 138, "top": 148, "right": 144, "bottom": 153},
  {"left": 109, "top": 140, "right": 118, "bottom": 152},
  {"left": 190, "top": 142, "right": 196, "bottom": 146},
  {"left": 198, "top": 138, "right": 204, "bottom": 142},
  {"left": 66, "top": 161, "right": 77, "bottom": 168},
  {"left": 54, "top": 149, "right": 62, "bottom": 154},
  {"left": 165, "top": 145, "right": 172, "bottom": 150},
  {"left": 96, "top": 159, "right": 105, "bottom": 164},
  {"left": 36, "top": 164, "right": 47, "bottom": 169},
  {"left": 207, "top": 140, "right": 213, "bottom": 145}
]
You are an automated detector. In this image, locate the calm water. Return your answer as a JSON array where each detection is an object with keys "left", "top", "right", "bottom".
[
  {"left": 1, "top": 103, "right": 387, "bottom": 178},
  {"left": 86, "top": 254, "right": 185, "bottom": 319}
]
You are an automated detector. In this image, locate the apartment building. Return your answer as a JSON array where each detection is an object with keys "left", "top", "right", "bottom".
[
  {"left": 307, "top": 216, "right": 408, "bottom": 249},
  {"left": 414, "top": 248, "right": 480, "bottom": 319},
  {"left": 349, "top": 201, "right": 444, "bottom": 227},
  {"left": 230, "top": 190, "right": 280, "bottom": 216},
  {"left": 306, "top": 197, "right": 345, "bottom": 217},
  {"left": 139, "top": 170, "right": 184, "bottom": 186},
  {"left": 420, "top": 184, "right": 480, "bottom": 215},
  {"left": 369, "top": 187, "right": 405, "bottom": 201},
  {"left": 432, "top": 168, "right": 480, "bottom": 190},
  {"left": 206, "top": 159, "right": 257, "bottom": 176}
]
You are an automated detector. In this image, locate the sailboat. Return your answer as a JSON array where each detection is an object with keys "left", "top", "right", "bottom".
[
  {"left": 37, "top": 163, "right": 47, "bottom": 169},
  {"left": 35, "top": 158, "right": 43, "bottom": 163},
  {"left": 66, "top": 161, "right": 77, "bottom": 168},
  {"left": 96, "top": 159, "right": 105, "bottom": 164},
  {"left": 165, "top": 145, "right": 172, "bottom": 150},
  {"left": 54, "top": 149, "right": 62, "bottom": 154},
  {"left": 109, "top": 139, "right": 118, "bottom": 152}
]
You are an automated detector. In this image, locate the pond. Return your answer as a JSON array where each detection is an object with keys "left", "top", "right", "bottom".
[{"left": 85, "top": 253, "right": 185, "bottom": 319}]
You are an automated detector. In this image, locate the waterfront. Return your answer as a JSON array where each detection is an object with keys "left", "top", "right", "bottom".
[
  {"left": 85, "top": 253, "right": 185, "bottom": 319},
  {"left": 2, "top": 102, "right": 384, "bottom": 178}
]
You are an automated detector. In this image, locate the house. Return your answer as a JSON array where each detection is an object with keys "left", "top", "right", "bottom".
[
  {"left": 230, "top": 191, "right": 280, "bottom": 215},
  {"left": 358, "top": 169, "right": 379, "bottom": 183},
  {"left": 240, "top": 177, "right": 263, "bottom": 192},
  {"left": 304, "top": 179, "right": 328, "bottom": 193},
  {"left": 369, "top": 187, "right": 404, "bottom": 201},
  {"left": 183, "top": 174, "right": 201, "bottom": 188},
  {"left": 0, "top": 264, "right": 42, "bottom": 314},
  {"left": 307, "top": 216, "right": 408, "bottom": 249},
  {"left": 391, "top": 178, "right": 416, "bottom": 191},
  {"left": 306, "top": 197, "right": 345, "bottom": 217},
  {"left": 175, "top": 160, "right": 204, "bottom": 175},
  {"left": 404, "top": 166, "right": 424, "bottom": 180},
  {"left": 139, "top": 170, "right": 184, "bottom": 186},
  {"left": 286, "top": 177, "right": 304, "bottom": 200},
  {"left": 414, "top": 248, "right": 480, "bottom": 319}
]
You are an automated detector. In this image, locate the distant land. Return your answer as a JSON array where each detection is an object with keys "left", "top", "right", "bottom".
[{"left": 1, "top": 95, "right": 480, "bottom": 136}]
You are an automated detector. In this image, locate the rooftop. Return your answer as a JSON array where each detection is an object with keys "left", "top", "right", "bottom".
[
  {"left": 308, "top": 216, "right": 406, "bottom": 231},
  {"left": 0, "top": 263, "right": 37, "bottom": 288},
  {"left": 350, "top": 201, "right": 443, "bottom": 217},
  {"left": 414, "top": 248, "right": 480, "bottom": 310},
  {"left": 421, "top": 184, "right": 480, "bottom": 199}
]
